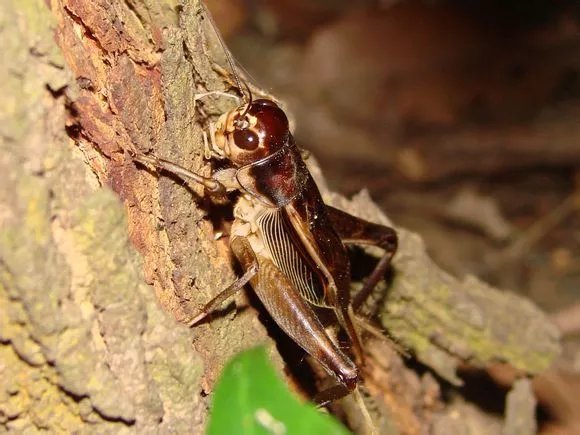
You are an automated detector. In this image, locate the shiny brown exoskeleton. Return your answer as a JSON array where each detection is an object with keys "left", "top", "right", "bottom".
[{"left": 133, "top": 97, "right": 397, "bottom": 406}]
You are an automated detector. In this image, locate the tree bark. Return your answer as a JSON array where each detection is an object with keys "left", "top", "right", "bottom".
[{"left": 0, "top": 0, "right": 561, "bottom": 433}]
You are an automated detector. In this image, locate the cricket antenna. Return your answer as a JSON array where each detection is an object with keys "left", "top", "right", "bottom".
[
  {"left": 200, "top": 2, "right": 253, "bottom": 107},
  {"left": 240, "top": 80, "right": 253, "bottom": 117}
]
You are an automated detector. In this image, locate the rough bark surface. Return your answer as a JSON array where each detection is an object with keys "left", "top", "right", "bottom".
[{"left": 0, "top": 0, "right": 561, "bottom": 433}]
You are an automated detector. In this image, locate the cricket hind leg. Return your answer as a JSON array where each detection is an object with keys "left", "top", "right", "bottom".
[
  {"left": 230, "top": 237, "right": 361, "bottom": 403},
  {"left": 228, "top": 238, "right": 379, "bottom": 432},
  {"left": 325, "top": 206, "right": 398, "bottom": 312}
]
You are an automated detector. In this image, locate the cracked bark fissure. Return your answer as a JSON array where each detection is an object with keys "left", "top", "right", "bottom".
[{"left": 0, "top": 0, "right": 560, "bottom": 433}]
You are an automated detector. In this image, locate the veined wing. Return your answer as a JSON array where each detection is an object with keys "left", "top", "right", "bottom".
[{"left": 256, "top": 209, "right": 330, "bottom": 308}]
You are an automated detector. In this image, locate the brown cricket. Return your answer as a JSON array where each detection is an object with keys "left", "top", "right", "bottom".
[{"left": 132, "top": 8, "right": 397, "bottom": 408}]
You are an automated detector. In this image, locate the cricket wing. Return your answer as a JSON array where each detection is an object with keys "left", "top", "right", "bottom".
[{"left": 256, "top": 208, "right": 330, "bottom": 308}]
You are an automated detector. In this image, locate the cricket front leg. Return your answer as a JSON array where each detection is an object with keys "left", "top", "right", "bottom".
[
  {"left": 131, "top": 152, "right": 227, "bottom": 195},
  {"left": 325, "top": 206, "right": 398, "bottom": 311},
  {"left": 230, "top": 236, "right": 359, "bottom": 405}
]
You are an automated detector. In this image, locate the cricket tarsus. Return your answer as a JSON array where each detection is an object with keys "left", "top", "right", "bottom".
[{"left": 314, "top": 383, "right": 354, "bottom": 408}]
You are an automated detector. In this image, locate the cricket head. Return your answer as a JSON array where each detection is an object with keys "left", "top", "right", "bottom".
[{"left": 211, "top": 99, "right": 290, "bottom": 167}]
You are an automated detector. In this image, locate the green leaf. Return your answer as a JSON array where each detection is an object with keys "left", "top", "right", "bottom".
[{"left": 207, "top": 346, "right": 351, "bottom": 435}]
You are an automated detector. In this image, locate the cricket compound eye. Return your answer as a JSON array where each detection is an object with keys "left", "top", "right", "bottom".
[{"left": 233, "top": 128, "right": 259, "bottom": 150}]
